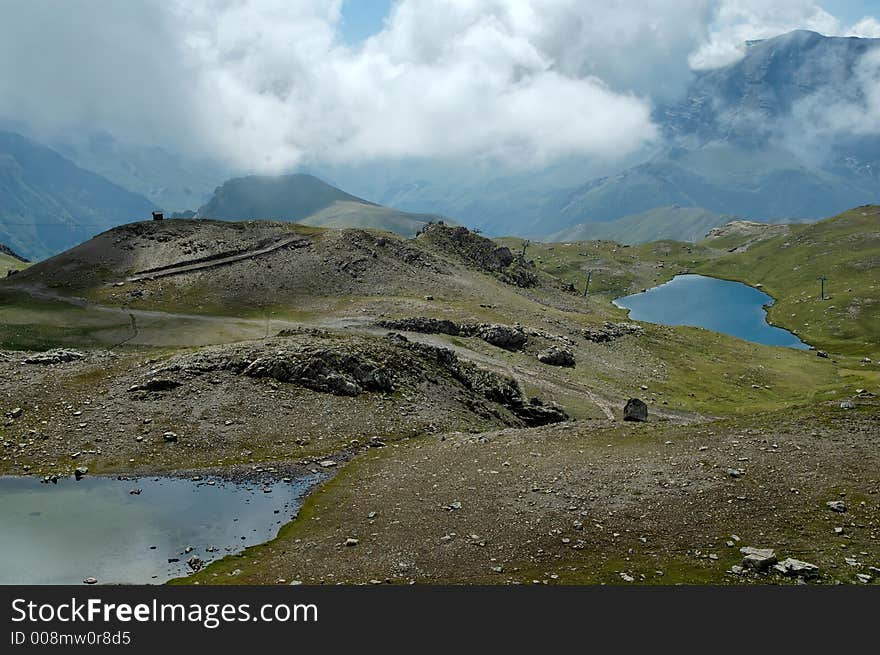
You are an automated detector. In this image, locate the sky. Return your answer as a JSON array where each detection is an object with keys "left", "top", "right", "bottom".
[
  {"left": 827, "top": 0, "right": 880, "bottom": 23},
  {"left": 338, "top": 0, "right": 392, "bottom": 44},
  {"left": 0, "top": 1, "right": 878, "bottom": 173}
]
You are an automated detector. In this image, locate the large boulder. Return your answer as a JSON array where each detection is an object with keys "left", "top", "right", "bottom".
[
  {"left": 623, "top": 398, "right": 648, "bottom": 422},
  {"left": 537, "top": 347, "right": 575, "bottom": 367},
  {"left": 477, "top": 324, "right": 528, "bottom": 351}
]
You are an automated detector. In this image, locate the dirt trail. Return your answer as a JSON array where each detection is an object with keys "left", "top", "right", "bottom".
[
  {"left": 126, "top": 236, "right": 309, "bottom": 282},
  {"left": 7, "top": 284, "right": 701, "bottom": 423}
]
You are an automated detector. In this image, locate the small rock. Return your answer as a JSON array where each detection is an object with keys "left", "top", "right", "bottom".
[
  {"left": 187, "top": 556, "right": 203, "bottom": 572},
  {"left": 840, "top": 400, "right": 855, "bottom": 410},
  {"left": 318, "top": 460, "right": 337, "bottom": 468},
  {"left": 74, "top": 466, "right": 88, "bottom": 480},
  {"left": 817, "top": 351, "right": 829, "bottom": 359},
  {"left": 740, "top": 546, "right": 777, "bottom": 571},
  {"left": 163, "top": 431, "right": 178, "bottom": 443},
  {"left": 344, "top": 538, "right": 359, "bottom": 547},
  {"left": 855, "top": 573, "right": 873, "bottom": 584},
  {"left": 826, "top": 500, "right": 847, "bottom": 513},
  {"left": 727, "top": 468, "right": 745, "bottom": 478},
  {"left": 773, "top": 558, "right": 819, "bottom": 580},
  {"left": 82, "top": 577, "right": 98, "bottom": 585}
]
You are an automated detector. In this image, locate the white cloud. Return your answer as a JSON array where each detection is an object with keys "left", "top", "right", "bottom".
[
  {"left": 0, "top": 0, "right": 877, "bottom": 173},
  {"left": 789, "top": 46, "right": 880, "bottom": 138},
  {"left": 849, "top": 16, "right": 880, "bottom": 38},
  {"left": 175, "top": 0, "right": 674, "bottom": 170}
]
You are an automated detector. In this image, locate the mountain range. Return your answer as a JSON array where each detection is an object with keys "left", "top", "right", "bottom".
[
  {"left": 2, "top": 30, "right": 879, "bottom": 258},
  {"left": 0, "top": 130, "right": 155, "bottom": 260},
  {"left": 545, "top": 31, "right": 880, "bottom": 237},
  {"left": 319, "top": 30, "right": 880, "bottom": 240}
]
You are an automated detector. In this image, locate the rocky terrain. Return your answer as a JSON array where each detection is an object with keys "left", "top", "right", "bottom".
[
  {"left": 185, "top": 401, "right": 879, "bottom": 586},
  {"left": 0, "top": 211, "right": 877, "bottom": 585}
]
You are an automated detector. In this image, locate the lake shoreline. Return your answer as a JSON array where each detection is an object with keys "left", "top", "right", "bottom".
[{"left": 614, "top": 274, "right": 810, "bottom": 350}]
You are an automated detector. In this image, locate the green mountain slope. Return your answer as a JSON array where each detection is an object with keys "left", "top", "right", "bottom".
[
  {"left": 549, "top": 206, "right": 738, "bottom": 244},
  {"left": 695, "top": 206, "right": 880, "bottom": 357},
  {"left": 0, "top": 242, "right": 28, "bottom": 273},
  {"left": 541, "top": 143, "right": 875, "bottom": 236},
  {"left": 0, "top": 131, "right": 155, "bottom": 260}
]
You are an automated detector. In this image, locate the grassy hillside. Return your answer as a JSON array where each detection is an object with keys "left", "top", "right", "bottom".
[
  {"left": 549, "top": 206, "right": 736, "bottom": 244},
  {"left": 0, "top": 252, "right": 28, "bottom": 273},
  {"left": 696, "top": 206, "right": 880, "bottom": 359},
  {"left": 0, "top": 242, "right": 28, "bottom": 273},
  {"left": 496, "top": 236, "right": 711, "bottom": 301},
  {"left": 516, "top": 206, "right": 880, "bottom": 362}
]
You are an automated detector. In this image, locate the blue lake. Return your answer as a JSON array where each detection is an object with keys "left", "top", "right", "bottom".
[
  {"left": 614, "top": 274, "right": 809, "bottom": 349},
  {"left": 0, "top": 473, "right": 320, "bottom": 585}
]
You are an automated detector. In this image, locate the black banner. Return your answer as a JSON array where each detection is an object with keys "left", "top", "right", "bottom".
[{"left": 1, "top": 585, "right": 875, "bottom": 651}]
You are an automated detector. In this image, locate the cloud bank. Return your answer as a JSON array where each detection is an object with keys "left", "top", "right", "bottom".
[{"left": 0, "top": 0, "right": 877, "bottom": 173}]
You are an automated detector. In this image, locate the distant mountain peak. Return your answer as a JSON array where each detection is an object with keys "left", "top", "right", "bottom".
[
  {"left": 198, "top": 172, "right": 448, "bottom": 237},
  {"left": 664, "top": 30, "right": 880, "bottom": 147},
  {"left": 198, "top": 173, "right": 377, "bottom": 222}
]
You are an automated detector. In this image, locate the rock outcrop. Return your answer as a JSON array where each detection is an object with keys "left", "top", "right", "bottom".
[
  {"left": 24, "top": 349, "right": 85, "bottom": 365},
  {"left": 137, "top": 332, "right": 568, "bottom": 428},
  {"left": 417, "top": 223, "right": 538, "bottom": 288}
]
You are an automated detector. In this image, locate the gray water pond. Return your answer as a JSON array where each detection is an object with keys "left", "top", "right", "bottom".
[
  {"left": 0, "top": 473, "right": 320, "bottom": 585},
  {"left": 614, "top": 274, "right": 808, "bottom": 349}
]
